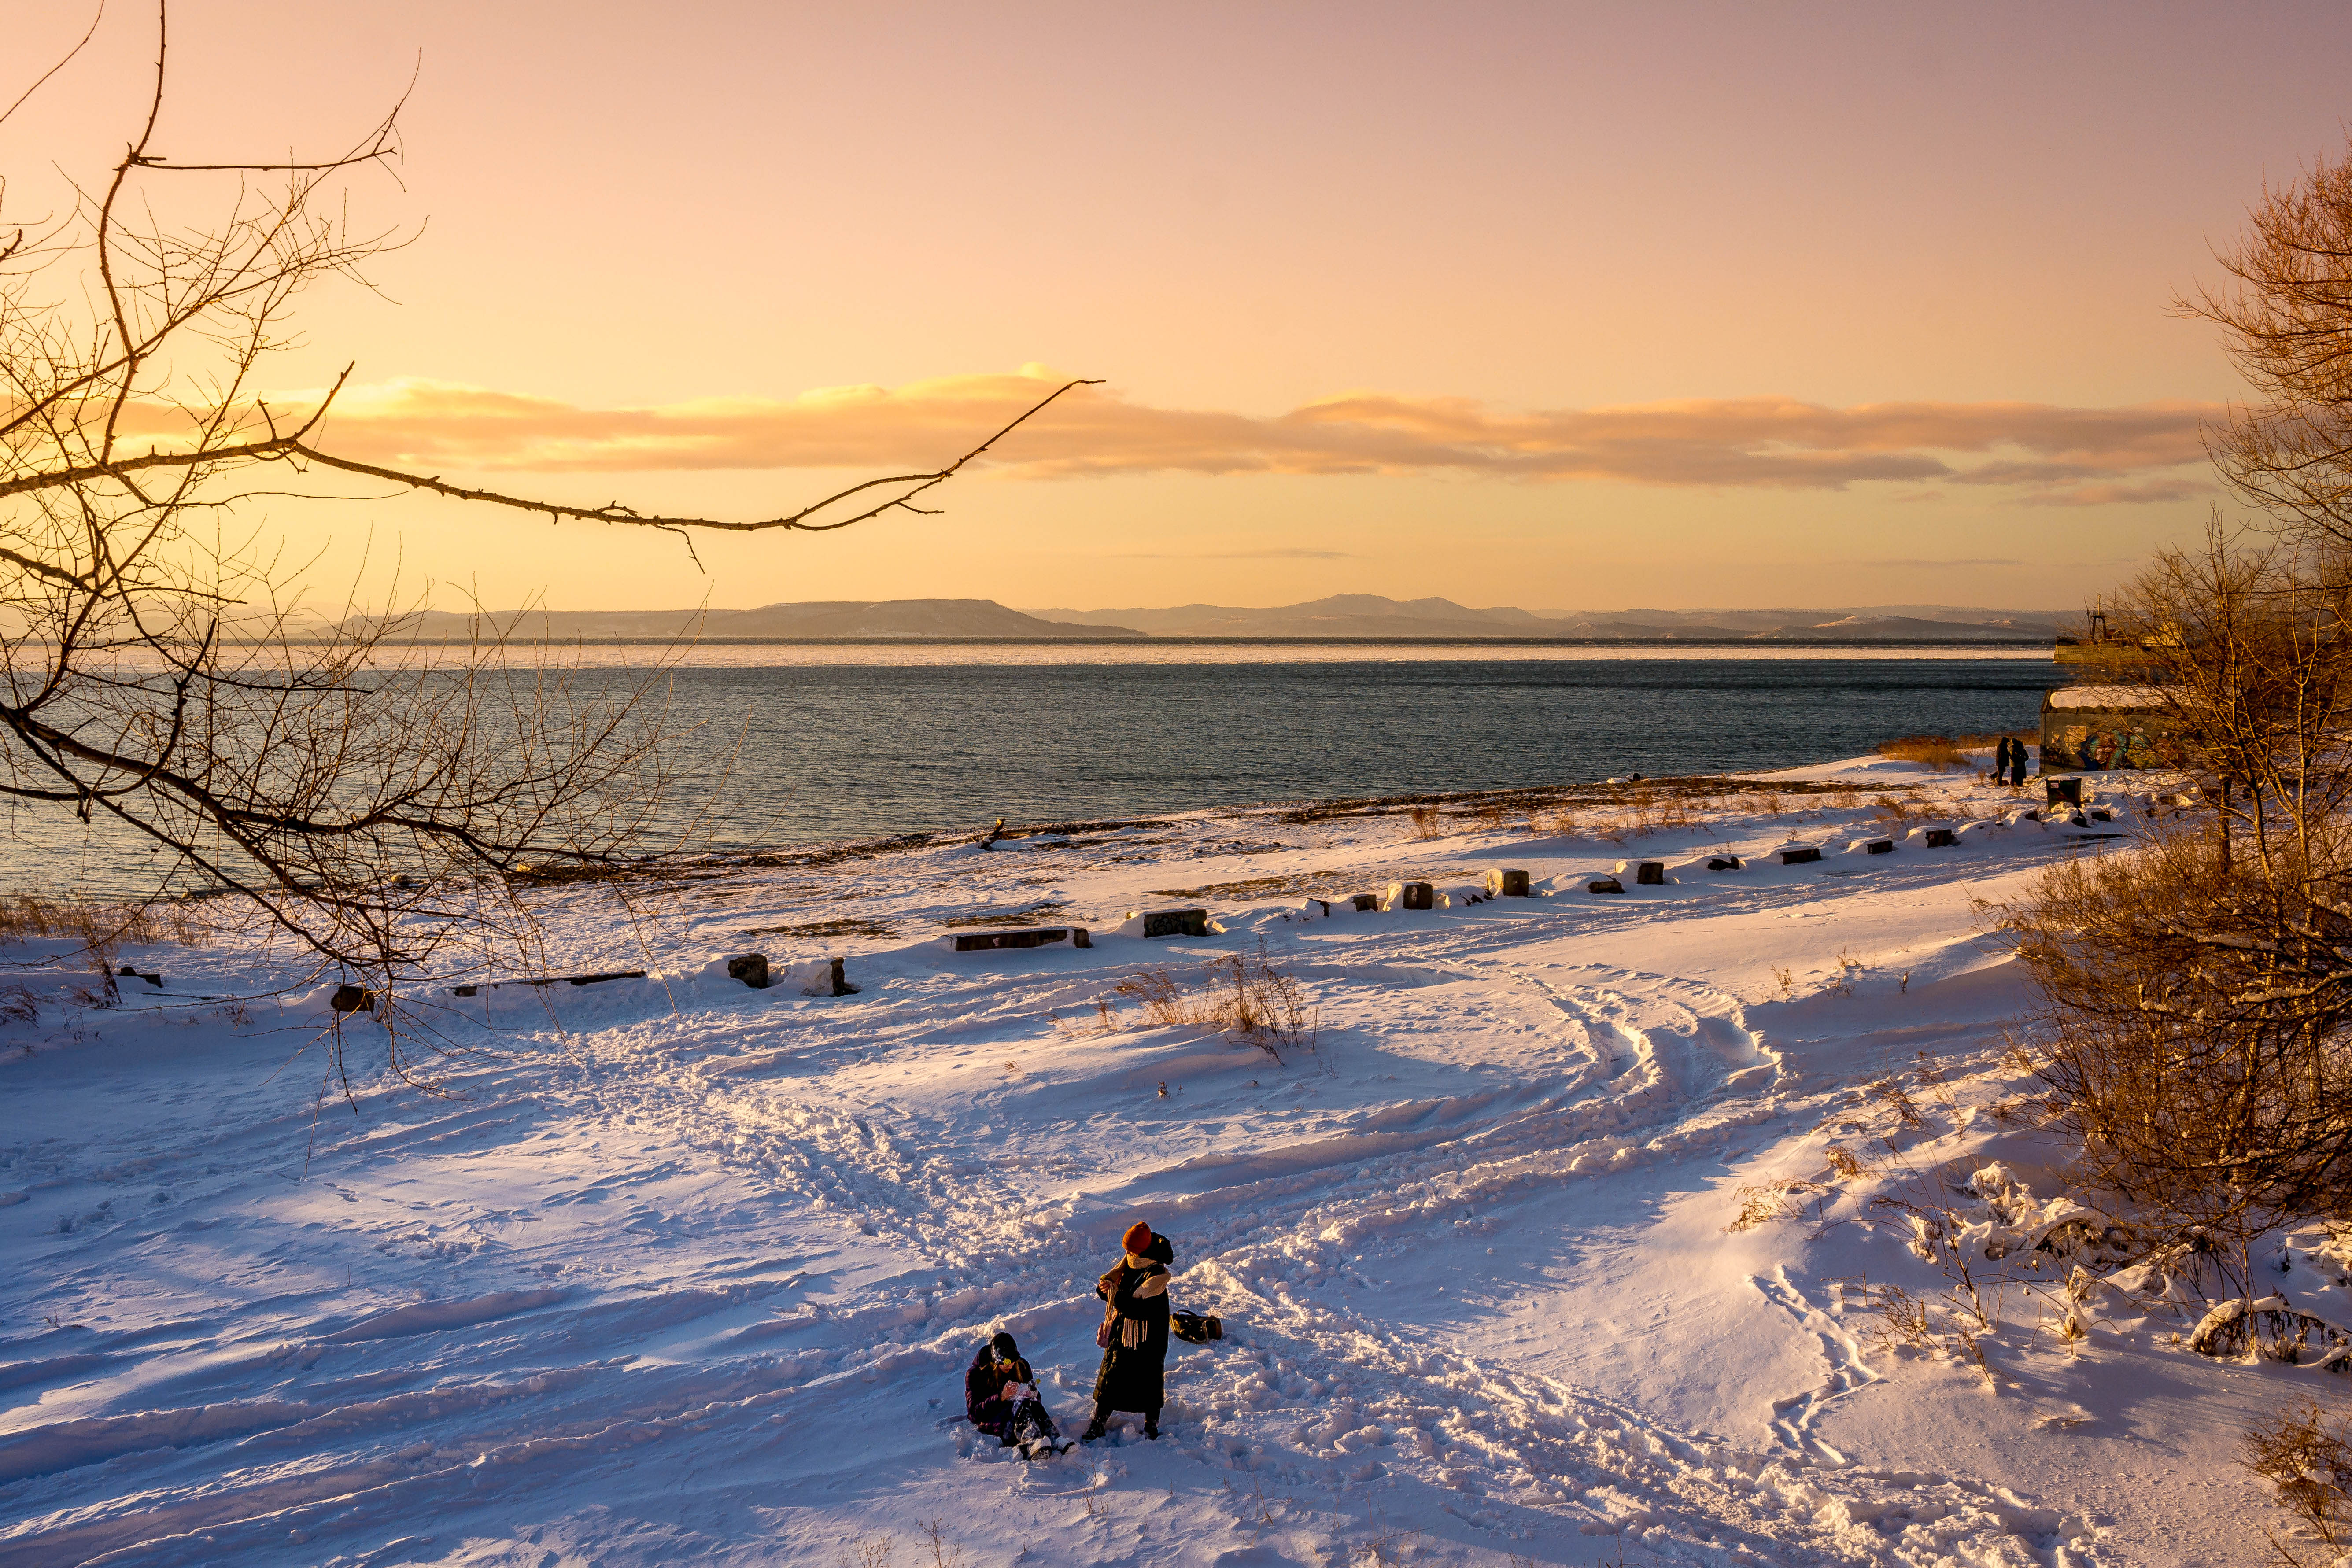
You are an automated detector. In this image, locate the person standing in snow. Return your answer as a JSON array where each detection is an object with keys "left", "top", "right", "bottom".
[
  {"left": 965, "top": 1330, "right": 1062, "bottom": 1455},
  {"left": 1082, "top": 1221, "right": 1172, "bottom": 1442},
  {"left": 1994, "top": 736, "right": 2013, "bottom": 785}
]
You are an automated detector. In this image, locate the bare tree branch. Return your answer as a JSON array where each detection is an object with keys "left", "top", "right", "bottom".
[{"left": 0, "top": 2, "right": 1097, "bottom": 1096}]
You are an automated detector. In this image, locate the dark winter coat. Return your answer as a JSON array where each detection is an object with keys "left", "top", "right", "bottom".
[
  {"left": 965, "top": 1346, "right": 1035, "bottom": 1435},
  {"left": 1091, "top": 1259, "right": 1171, "bottom": 1413}
]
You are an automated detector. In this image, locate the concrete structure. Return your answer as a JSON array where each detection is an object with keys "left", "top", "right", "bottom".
[{"left": 2040, "top": 684, "right": 2175, "bottom": 771}]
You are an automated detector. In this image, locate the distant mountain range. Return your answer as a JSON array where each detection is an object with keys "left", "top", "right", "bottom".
[
  {"left": 369, "top": 594, "right": 2071, "bottom": 642},
  {"left": 376, "top": 600, "right": 1144, "bottom": 640},
  {"left": 1023, "top": 594, "right": 2070, "bottom": 641}
]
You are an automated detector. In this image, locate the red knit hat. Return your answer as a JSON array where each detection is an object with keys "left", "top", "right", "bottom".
[{"left": 1121, "top": 1221, "right": 1153, "bottom": 1254}]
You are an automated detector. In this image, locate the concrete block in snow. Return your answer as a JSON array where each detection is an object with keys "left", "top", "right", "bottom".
[
  {"left": 1129, "top": 908, "right": 1210, "bottom": 939},
  {"left": 949, "top": 927, "right": 1092, "bottom": 952},
  {"left": 1385, "top": 881, "right": 1433, "bottom": 911},
  {"left": 1485, "top": 868, "right": 1531, "bottom": 897}
]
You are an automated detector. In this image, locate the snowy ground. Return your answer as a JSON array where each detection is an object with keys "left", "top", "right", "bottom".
[{"left": 0, "top": 754, "right": 2323, "bottom": 1567}]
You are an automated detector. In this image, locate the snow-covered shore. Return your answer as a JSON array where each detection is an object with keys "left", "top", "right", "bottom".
[{"left": 0, "top": 754, "right": 2317, "bottom": 1567}]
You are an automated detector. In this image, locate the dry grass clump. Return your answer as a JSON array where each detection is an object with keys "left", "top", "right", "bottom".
[
  {"left": 1403, "top": 804, "right": 1444, "bottom": 841},
  {"left": 1869, "top": 792, "right": 1938, "bottom": 822},
  {"left": 1622, "top": 785, "right": 1703, "bottom": 837},
  {"left": 1877, "top": 735, "right": 1972, "bottom": 769},
  {"left": 0, "top": 894, "right": 211, "bottom": 954},
  {"left": 1110, "top": 940, "right": 1319, "bottom": 1061},
  {"left": 1724, "top": 1177, "right": 1827, "bottom": 1232}
]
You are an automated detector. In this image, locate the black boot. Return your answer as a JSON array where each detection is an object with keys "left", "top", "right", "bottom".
[{"left": 1081, "top": 1401, "right": 1110, "bottom": 1443}]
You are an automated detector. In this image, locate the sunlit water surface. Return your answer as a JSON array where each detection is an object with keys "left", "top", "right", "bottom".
[{"left": 1, "top": 648, "right": 2068, "bottom": 896}]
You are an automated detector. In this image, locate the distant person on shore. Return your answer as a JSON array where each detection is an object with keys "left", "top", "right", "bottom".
[
  {"left": 1994, "top": 737, "right": 2014, "bottom": 785},
  {"left": 2010, "top": 741, "right": 2030, "bottom": 786},
  {"left": 1083, "top": 1222, "right": 1172, "bottom": 1442}
]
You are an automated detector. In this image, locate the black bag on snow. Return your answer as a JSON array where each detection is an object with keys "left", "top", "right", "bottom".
[{"left": 1173, "top": 1310, "right": 1222, "bottom": 1344}]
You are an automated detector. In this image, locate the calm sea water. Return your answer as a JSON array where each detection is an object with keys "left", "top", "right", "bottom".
[{"left": 3, "top": 652, "right": 2068, "bottom": 895}]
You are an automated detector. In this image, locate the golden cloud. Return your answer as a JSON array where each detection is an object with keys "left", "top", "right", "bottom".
[{"left": 285, "top": 370, "right": 2220, "bottom": 503}]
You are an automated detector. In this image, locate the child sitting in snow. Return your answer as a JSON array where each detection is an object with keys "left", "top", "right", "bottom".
[{"left": 964, "top": 1331, "right": 1063, "bottom": 1456}]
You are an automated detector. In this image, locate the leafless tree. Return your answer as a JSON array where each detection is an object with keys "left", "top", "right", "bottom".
[
  {"left": 2186, "top": 140, "right": 2352, "bottom": 547},
  {"left": 2001, "top": 137, "right": 2352, "bottom": 1259},
  {"left": 0, "top": 4, "right": 1091, "bottom": 1085}
]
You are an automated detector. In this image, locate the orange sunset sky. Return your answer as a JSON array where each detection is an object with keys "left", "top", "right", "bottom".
[{"left": 9, "top": 0, "right": 2352, "bottom": 615}]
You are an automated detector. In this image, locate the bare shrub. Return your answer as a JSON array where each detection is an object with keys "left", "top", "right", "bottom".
[
  {"left": 1870, "top": 792, "right": 1937, "bottom": 823},
  {"left": 1877, "top": 735, "right": 1971, "bottom": 769},
  {"left": 916, "top": 1519, "right": 964, "bottom": 1568},
  {"left": 1472, "top": 802, "right": 1509, "bottom": 832},
  {"left": 1872, "top": 1283, "right": 1934, "bottom": 1353},
  {"left": 838, "top": 1539, "right": 894, "bottom": 1568},
  {"left": 1404, "top": 805, "right": 1442, "bottom": 841},
  {"left": 2245, "top": 1401, "right": 2352, "bottom": 1564},
  {"left": 2000, "top": 820, "right": 2352, "bottom": 1242}
]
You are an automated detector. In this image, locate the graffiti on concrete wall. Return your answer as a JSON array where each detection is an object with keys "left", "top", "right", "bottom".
[{"left": 2042, "top": 718, "right": 2178, "bottom": 771}]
